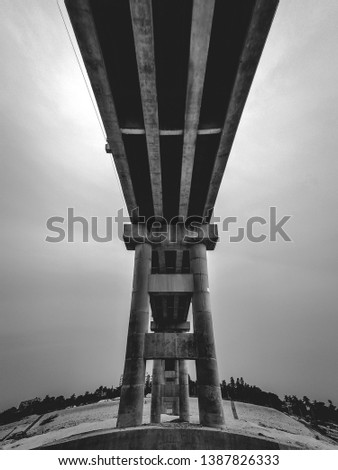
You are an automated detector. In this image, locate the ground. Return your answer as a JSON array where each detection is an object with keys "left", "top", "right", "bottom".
[{"left": 1, "top": 398, "right": 337, "bottom": 450}]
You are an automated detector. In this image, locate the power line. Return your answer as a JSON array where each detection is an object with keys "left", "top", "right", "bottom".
[
  {"left": 56, "top": 1, "right": 129, "bottom": 215},
  {"left": 56, "top": 0, "right": 106, "bottom": 140}
]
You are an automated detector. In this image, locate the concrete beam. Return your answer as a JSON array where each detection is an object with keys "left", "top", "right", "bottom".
[
  {"left": 164, "top": 370, "right": 176, "bottom": 379},
  {"left": 120, "top": 128, "right": 222, "bottom": 136},
  {"left": 123, "top": 223, "right": 218, "bottom": 250},
  {"left": 65, "top": 0, "right": 138, "bottom": 221},
  {"left": 179, "top": 0, "right": 215, "bottom": 218},
  {"left": 148, "top": 274, "right": 193, "bottom": 294},
  {"left": 150, "top": 321, "right": 191, "bottom": 332},
  {"left": 129, "top": 0, "right": 163, "bottom": 218},
  {"left": 144, "top": 333, "right": 197, "bottom": 359},
  {"left": 203, "top": 0, "right": 279, "bottom": 219}
]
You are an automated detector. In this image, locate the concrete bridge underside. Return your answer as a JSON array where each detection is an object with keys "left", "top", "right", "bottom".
[{"left": 65, "top": 0, "right": 278, "bottom": 429}]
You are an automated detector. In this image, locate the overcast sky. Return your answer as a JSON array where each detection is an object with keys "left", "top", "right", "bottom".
[{"left": 1, "top": 0, "right": 338, "bottom": 412}]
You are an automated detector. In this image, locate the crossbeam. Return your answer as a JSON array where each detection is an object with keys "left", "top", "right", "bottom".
[
  {"left": 120, "top": 128, "right": 222, "bottom": 136},
  {"left": 144, "top": 333, "right": 197, "bottom": 360},
  {"left": 148, "top": 274, "right": 193, "bottom": 294}
]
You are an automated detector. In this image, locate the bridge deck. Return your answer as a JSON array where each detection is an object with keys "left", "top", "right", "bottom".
[{"left": 65, "top": 0, "right": 279, "bottom": 223}]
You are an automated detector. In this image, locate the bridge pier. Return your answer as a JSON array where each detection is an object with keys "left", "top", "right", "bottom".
[
  {"left": 191, "top": 243, "right": 225, "bottom": 428},
  {"left": 179, "top": 360, "right": 190, "bottom": 422},
  {"left": 117, "top": 224, "right": 224, "bottom": 428},
  {"left": 173, "top": 360, "right": 180, "bottom": 416},
  {"left": 150, "top": 359, "right": 164, "bottom": 423},
  {"left": 117, "top": 242, "right": 152, "bottom": 428}
]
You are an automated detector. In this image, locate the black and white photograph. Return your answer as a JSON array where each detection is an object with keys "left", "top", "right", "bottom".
[{"left": 0, "top": 0, "right": 338, "bottom": 460}]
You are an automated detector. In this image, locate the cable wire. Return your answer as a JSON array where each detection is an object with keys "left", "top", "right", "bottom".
[
  {"left": 56, "top": 0, "right": 106, "bottom": 140},
  {"left": 56, "top": 0, "right": 129, "bottom": 216}
]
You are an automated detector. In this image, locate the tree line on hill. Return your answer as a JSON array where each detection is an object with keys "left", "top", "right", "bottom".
[
  {"left": 1, "top": 375, "right": 337, "bottom": 427},
  {"left": 0, "top": 385, "right": 121, "bottom": 426}
]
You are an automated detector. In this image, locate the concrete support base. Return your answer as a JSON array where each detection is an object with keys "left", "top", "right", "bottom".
[{"left": 38, "top": 426, "right": 287, "bottom": 450}]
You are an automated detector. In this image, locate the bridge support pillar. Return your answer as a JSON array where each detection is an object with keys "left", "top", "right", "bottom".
[
  {"left": 172, "top": 360, "right": 180, "bottom": 415},
  {"left": 179, "top": 360, "right": 190, "bottom": 422},
  {"left": 191, "top": 243, "right": 225, "bottom": 428},
  {"left": 150, "top": 359, "right": 164, "bottom": 423},
  {"left": 117, "top": 243, "right": 152, "bottom": 428}
]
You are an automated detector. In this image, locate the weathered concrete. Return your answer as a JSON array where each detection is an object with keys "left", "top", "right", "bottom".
[
  {"left": 150, "top": 359, "right": 164, "bottom": 423},
  {"left": 179, "top": 360, "right": 190, "bottom": 422},
  {"left": 37, "top": 426, "right": 284, "bottom": 450},
  {"left": 172, "top": 360, "right": 180, "bottom": 416},
  {"left": 148, "top": 274, "right": 193, "bottom": 294},
  {"left": 191, "top": 243, "right": 225, "bottom": 428},
  {"left": 151, "top": 321, "right": 190, "bottom": 332},
  {"left": 161, "top": 360, "right": 180, "bottom": 416},
  {"left": 144, "top": 333, "right": 197, "bottom": 359},
  {"left": 117, "top": 243, "right": 152, "bottom": 428}
]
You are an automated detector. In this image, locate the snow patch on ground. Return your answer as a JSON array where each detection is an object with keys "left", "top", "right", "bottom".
[{"left": 1, "top": 398, "right": 336, "bottom": 450}]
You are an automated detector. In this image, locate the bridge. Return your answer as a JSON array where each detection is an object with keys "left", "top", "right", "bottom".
[{"left": 65, "top": 0, "right": 279, "bottom": 430}]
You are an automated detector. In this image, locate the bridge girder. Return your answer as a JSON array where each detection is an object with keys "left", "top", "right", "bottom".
[{"left": 65, "top": 0, "right": 279, "bottom": 223}]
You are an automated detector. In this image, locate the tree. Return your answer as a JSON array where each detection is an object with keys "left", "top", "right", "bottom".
[
  {"left": 0, "top": 407, "right": 18, "bottom": 425},
  {"left": 188, "top": 376, "right": 197, "bottom": 397},
  {"left": 302, "top": 396, "right": 311, "bottom": 408},
  {"left": 220, "top": 380, "right": 228, "bottom": 399}
]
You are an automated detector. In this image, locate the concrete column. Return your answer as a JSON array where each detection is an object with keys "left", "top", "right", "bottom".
[
  {"left": 117, "top": 242, "right": 152, "bottom": 428},
  {"left": 190, "top": 243, "right": 225, "bottom": 428},
  {"left": 151, "top": 359, "right": 164, "bottom": 423},
  {"left": 179, "top": 360, "right": 190, "bottom": 422},
  {"left": 172, "top": 360, "right": 180, "bottom": 415}
]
